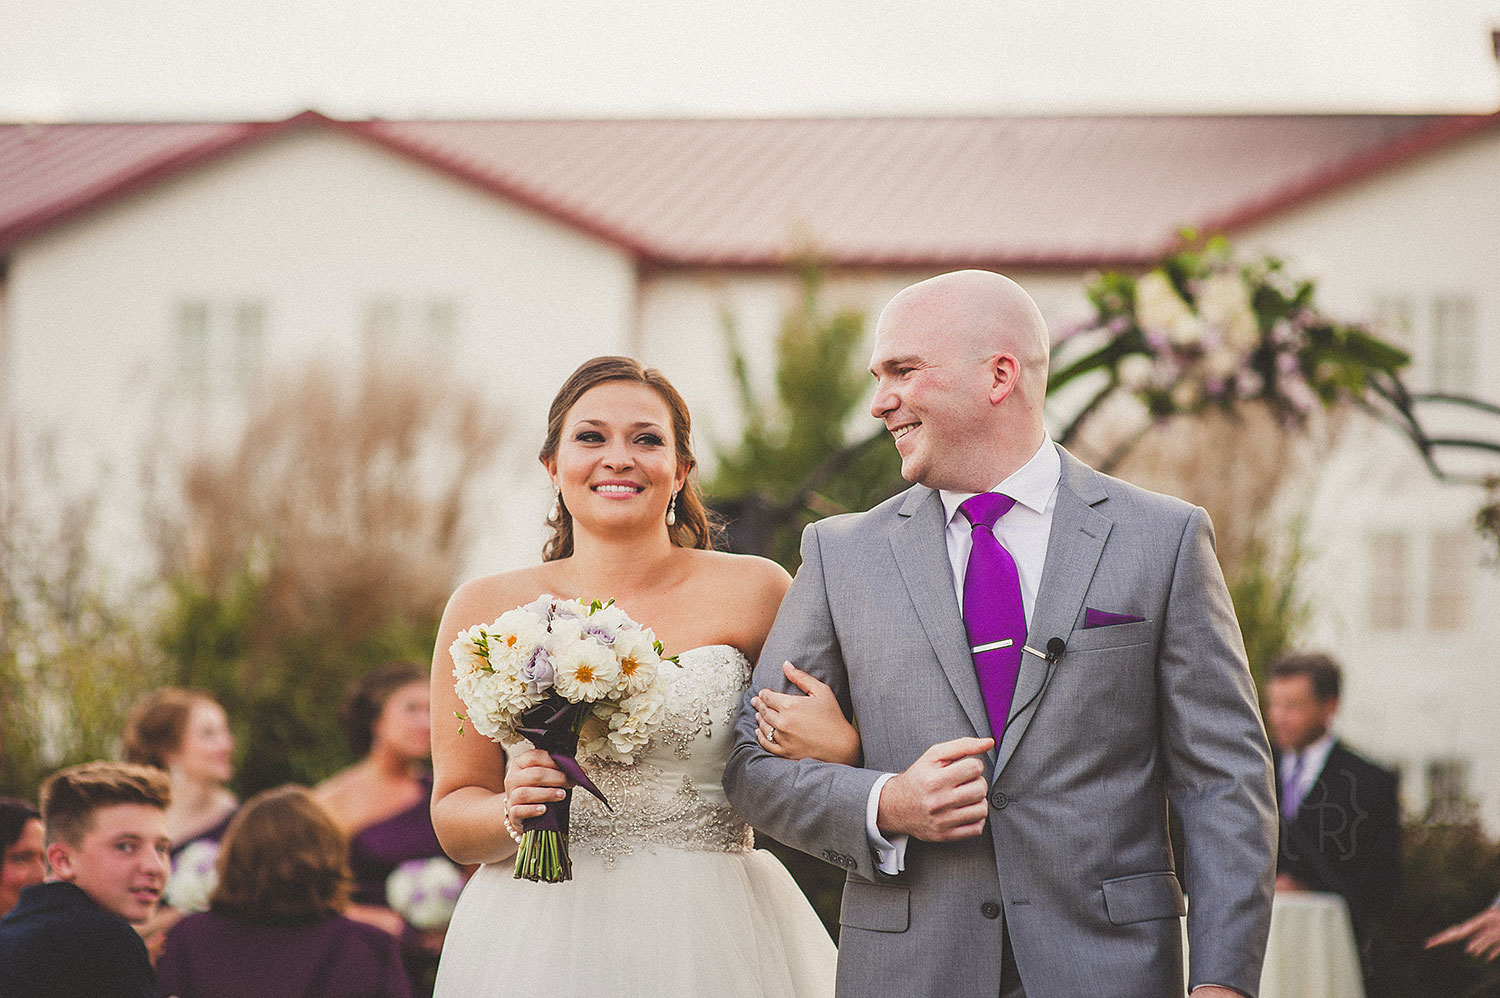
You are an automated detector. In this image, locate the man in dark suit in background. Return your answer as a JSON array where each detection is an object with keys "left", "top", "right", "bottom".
[{"left": 1266, "top": 652, "right": 1402, "bottom": 954}]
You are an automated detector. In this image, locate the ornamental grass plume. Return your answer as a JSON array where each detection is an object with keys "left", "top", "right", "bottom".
[{"left": 153, "top": 359, "right": 506, "bottom": 791}]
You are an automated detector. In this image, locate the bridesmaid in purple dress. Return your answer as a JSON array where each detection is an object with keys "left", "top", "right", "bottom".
[
  {"left": 315, "top": 663, "right": 465, "bottom": 998},
  {"left": 122, "top": 688, "right": 239, "bottom": 957},
  {"left": 156, "top": 785, "right": 409, "bottom": 998}
]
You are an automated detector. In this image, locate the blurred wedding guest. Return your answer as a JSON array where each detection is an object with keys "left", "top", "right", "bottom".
[
  {"left": 1267, "top": 652, "right": 1401, "bottom": 940},
  {"left": 0, "top": 799, "right": 46, "bottom": 918},
  {"left": 123, "top": 687, "right": 239, "bottom": 951},
  {"left": 155, "top": 785, "right": 410, "bottom": 998},
  {"left": 315, "top": 662, "right": 452, "bottom": 996},
  {"left": 0, "top": 762, "right": 171, "bottom": 998},
  {"left": 123, "top": 688, "right": 239, "bottom": 855}
]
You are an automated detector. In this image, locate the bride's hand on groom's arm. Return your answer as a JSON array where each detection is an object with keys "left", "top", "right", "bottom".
[
  {"left": 503, "top": 749, "right": 570, "bottom": 825},
  {"left": 875, "top": 737, "right": 993, "bottom": 842},
  {"left": 752, "top": 661, "right": 861, "bottom": 766}
]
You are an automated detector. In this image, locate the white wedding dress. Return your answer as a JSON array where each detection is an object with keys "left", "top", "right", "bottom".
[{"left": 433, "top": 645, "right": 837, "bottom": 998}]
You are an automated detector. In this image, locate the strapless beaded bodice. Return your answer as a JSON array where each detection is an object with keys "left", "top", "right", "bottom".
[{"left": 508, "top": 645, "right": 756, "bottom": 865}]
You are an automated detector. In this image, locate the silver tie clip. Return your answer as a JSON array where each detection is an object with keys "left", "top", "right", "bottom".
[{"left": 970, "top": 638, "right": 1014, "bottom": 653}]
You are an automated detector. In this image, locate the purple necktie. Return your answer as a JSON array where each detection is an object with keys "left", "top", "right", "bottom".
[
  {"left": 960, "top": 492, "right": 1027, "bottom": 743},
  {"left": 1282, "top": 752, "right": 1306, "bottom": 819}
]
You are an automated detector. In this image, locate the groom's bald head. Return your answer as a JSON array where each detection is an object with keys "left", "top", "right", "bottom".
[
  {"left": 869, "top": 270, "right": 1051, "bottom": 492},
  {"left": 881, "top": 270, "right": 1051, "bottom": 399}
]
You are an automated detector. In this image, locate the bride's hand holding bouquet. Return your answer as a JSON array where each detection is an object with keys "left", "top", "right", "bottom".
[{"left": 449, "top": 594, "right": 675, "bottom": 882}]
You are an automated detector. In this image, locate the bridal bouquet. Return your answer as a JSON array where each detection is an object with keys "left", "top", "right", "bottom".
[
  {"left": 450, "top": 595, "right": 674, "bottom": 882},
  {"left": 386, "top": 856, "right": 466, "bottom": 930}
]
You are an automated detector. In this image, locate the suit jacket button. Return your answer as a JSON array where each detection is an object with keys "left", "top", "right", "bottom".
[
  {"left": 990, "top": 790, "right": 1009, "bottom": 810},
  {"left": 981, "top": 902, "right": 1001, "bottom": 919}
]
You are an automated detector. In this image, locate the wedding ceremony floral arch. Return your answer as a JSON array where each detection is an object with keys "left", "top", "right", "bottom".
[{"left": 1047, "top": 234, "right": 1500, "bottom": 484}]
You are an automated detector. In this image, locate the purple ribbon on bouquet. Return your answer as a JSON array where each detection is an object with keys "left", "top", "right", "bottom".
[{"left": 512, "top": 696, "right": 612, "bottom": 882}]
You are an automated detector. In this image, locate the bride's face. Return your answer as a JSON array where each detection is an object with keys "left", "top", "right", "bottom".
[{"left": 548, "top": 381, "right": 687, "bottom": 536}]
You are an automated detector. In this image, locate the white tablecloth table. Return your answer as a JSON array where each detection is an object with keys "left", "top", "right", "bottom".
[
  {"left": 1183, "top": 890, "right": 1364, "bottom": 998},
  {"left": 1259, "top": 892, "right": 1364, "bottom": 998}
]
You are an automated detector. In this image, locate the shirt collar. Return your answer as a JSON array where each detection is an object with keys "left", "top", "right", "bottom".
[
  {"left": 940, "top": 436, "right": 1060, "bottom": 527},
  {"left": 1283, "top": 730, "right": 1337, "bottom": 773}
]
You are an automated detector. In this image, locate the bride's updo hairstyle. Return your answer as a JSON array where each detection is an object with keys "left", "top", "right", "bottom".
[{"left": 539, "top": 356, "right": 717, "bottom": 562}]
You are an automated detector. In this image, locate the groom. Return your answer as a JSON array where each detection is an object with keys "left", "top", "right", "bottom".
[{"left": 724, "top": 270, "right": 1278, "bottom": 998}]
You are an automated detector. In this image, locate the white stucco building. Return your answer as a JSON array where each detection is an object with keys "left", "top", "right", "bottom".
[{"left": 2, "top": 110, "right": 1497, "bottom": 827}]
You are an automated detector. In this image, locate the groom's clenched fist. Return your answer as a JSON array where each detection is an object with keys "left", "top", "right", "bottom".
[{"left": 876, "top": 737, "right": 994, "bottom": 842}]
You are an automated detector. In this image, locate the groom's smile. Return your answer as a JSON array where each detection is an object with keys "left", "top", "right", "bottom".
[{"left": 891, "top": 422, "right": 919, "bottom": 442}]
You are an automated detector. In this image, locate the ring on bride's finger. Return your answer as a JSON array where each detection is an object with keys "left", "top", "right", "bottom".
[{"left": 766, "top": 726, "right": 777, "bottom": 744}]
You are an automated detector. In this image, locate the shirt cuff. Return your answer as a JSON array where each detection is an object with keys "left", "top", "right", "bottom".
[{"left": 866, "top": 772, "right": 908, "bottom": 875}]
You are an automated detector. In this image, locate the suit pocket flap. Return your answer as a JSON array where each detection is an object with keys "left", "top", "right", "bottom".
[
  {"left": 1101, "top": 872, "right": 1186, "bottom": 925},
  {"left": 839, "top": 879, "right": 910, "bottom": 932}
]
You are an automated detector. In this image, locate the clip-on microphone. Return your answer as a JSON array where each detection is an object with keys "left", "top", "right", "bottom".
[{"left": 1022, "top": 636, "right": 1066, "bottom": 665}]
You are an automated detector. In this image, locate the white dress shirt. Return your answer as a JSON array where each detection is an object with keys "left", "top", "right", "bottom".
[{"left": 867, "top": 437, "right": 1063, "bottom": 873}]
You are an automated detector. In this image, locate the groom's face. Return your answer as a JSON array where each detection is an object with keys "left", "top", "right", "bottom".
[{"left": 869, "top": 300, "right": 995, "bottom": 492}]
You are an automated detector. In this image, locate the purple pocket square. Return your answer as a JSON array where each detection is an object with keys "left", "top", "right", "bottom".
[{"left": 1083, "top": 608, "right": 1145, "bottom": 629}]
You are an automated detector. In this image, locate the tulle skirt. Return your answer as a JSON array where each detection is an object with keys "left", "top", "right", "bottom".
[{"left": 433, "top": 847, "right": 836, "bottom": 998}]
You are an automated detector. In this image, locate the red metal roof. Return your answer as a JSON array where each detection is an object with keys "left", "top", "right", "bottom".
[
  {"left": 2, "top": 111, "right": 1495, "bottom": 266},
  {"left": 0, "top": 118, "right": 295, "bottom": 252}
]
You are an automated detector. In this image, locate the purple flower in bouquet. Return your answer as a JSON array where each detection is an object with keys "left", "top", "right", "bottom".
[{"left": 518, "top": 646, "right": 554, "bottom": 696}]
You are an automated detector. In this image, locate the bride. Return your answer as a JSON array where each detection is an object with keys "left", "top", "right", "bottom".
[{"left": 429, "top": 356, "right": 859, "bottom": 997}]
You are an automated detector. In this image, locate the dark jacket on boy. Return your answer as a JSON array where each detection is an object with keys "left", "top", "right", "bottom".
[{"left": 0, "top": 881, "right": 158, "bottom": 998}]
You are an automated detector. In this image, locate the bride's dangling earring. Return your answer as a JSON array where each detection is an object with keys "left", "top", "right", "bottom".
[
  {"left": 550, "top": 489, "right": 562, "bottom": 521},
  {"left": 666, "top": 491, "right": 678, "bottom": 526}
]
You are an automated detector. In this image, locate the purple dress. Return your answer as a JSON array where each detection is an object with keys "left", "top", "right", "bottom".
[
  {"left": 348, "top": 776, "right": 444, "bottom": 908},
  {"left": 348, "top": 775, "right": 448, "bottom": 998},
  {"left": 157, "top": 910, "right": 410, "bottom": 998}
]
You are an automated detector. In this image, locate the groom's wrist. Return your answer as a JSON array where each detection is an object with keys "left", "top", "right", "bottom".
[
  {"left": 866, "top": 774, "right": 907, "bottom": 874},
  {"left": 874, "top": 768, "right": 914, "bottom": 837}
]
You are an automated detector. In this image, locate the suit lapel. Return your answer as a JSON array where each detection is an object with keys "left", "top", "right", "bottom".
[
  {"left": 992, "top": 448, "right": 1113, "bottom": 776},
  {"left": 890, "top": 486, "right": 994, "bottom": 750}
]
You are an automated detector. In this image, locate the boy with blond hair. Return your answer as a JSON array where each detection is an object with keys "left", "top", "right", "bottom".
[{"left": 0, "top": 761, "right": 172, "bottom": 998}]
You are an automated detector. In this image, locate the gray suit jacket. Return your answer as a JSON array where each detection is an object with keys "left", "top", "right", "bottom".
[{"left": 723, "top": 446, "right": 1277, "bottom": 998}]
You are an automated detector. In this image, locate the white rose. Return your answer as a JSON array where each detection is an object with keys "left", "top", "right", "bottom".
[
  {"left": 585, "top": 603, "right": 634, "bottom": 634},
  {"left": 1169, "top": 315, "right": 1205, "bottom": 348},
  {"left": 1134, "top": 271, "right": 1195, "bottom": 341},
  {"left": 1117, "top": 354, "right": 1156, "bottom": 392},
  {"left": 604, "top": 687, "right": 668, "bottom": 760},
  {"left": 578, "top": 709, "right": 612, "bottom": 758},
  {"left": 547, "top": 616, "right": 584, "bottom": 647},
  {"left": 550, "top": 598, "right": 589, "bottom": 622},
  {"left": 1198, "top": 270, "right": 1260, "bottom": 352}
]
